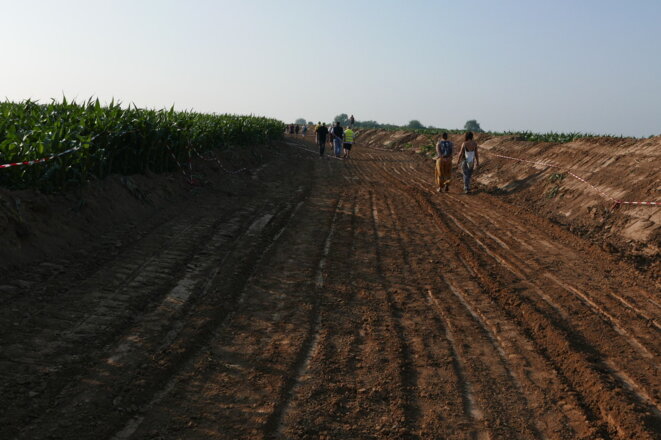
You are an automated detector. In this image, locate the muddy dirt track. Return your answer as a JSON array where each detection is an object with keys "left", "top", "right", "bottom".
[{"left": 1, "top": 136, "right": 659, "bottom": 439}]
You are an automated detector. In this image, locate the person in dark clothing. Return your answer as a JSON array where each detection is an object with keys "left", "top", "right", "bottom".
[
  {"left": 315, "top": 123, "right": 329, "bottom": 158},
  {"left": 331, "top": 122, "right": 344, "bottom": 157}
]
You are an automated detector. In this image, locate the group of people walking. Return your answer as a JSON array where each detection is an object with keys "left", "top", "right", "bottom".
[
  {"left": 289, "top": 119, "right": 479, "bottom": 194},
  {"left": 435, "top": 131, "right": 479, "bottom": 194},
  {"left": 286, "top": 124, "right": 307, "bottom": 137},
  {"left": 313, "top": 122, "right": 354, "bottom": 159}
]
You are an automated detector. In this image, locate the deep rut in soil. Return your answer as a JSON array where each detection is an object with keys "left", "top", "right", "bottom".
[{"left": 1, "top": 138, "right": 659, "bottom": 440}]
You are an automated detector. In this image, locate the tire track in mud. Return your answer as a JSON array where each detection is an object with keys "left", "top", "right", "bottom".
[
  {"left": 15, "top": 193, "right": 310, "bottom": 440},
  {"left": 379, "top": 191, "right": 543, "bottom": 440},
  {"left": 113, "top": 160, "right": 347, "bottom": 439},
  {"left": 364, "top": 157, "right": 557, "bottom": 438},
  {"left": 349, "top": 157, "right": 498, "bottom": 438},
  {"left": 356, "top": 148, "right": 660, "bottom": 438},
  {"left": 300, "top": 155, "right": 429, "bottom": 438},
  {"left": 405, "top": 182, "right": 660, "bottom": 439},
  {"left": 429, "top": 192, "right": 661, "bottom": 414},
  {"left": 378, "top": 195, "right": 491, "bottom": 440},
  {"left": 368, "top": 160, "right": 595, "bottom": 439},
  {"left": 444, "top": 192, "right": 661, "bottom": 336},
  {"left": 368, "top": 191, "right": 422, "bottom": 438},
  {"left": 441, "top": 199, "right": 658, "bottom": 359},
  {"left": 5, "top": 141, "right": 658, "bottom": 439},
  {"left": 262, "top": 195, "right": 343, "bottom": 438},
  {"left": 112, "top": 196, "right": 310, "bottom": 440},
  {"left": 0, "top": 206, "right": 243, "bottom": 436},
  {"left": 273, "top": 193, "right": 364, "bottom": 439},
  {"left": 375, "top": 152, "right": 661, "bottom": 411}
]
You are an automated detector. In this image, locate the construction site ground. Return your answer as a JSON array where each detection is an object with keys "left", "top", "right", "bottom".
[{"left": 0, "top": 133, "right": 659, "bottom": 439}]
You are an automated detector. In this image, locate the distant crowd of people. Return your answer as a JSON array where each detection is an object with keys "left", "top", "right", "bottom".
[
  {"left": 312, "top": 121, "right": 355, "bottom": 159},
  {"left": 286, "top": 115, "right": 356, "bottom": 160},
  {"left": 287, "top": 115, "right": 479, "bottom": 194},
  {"left": 286, "top": 124, "right": 307, "bottom": 137}
]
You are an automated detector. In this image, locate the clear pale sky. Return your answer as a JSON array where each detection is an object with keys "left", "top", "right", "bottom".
[{"left": 2, "top": 0, "right": 660, "bottom": 137}]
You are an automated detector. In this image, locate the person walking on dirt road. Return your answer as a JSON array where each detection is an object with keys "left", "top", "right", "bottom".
[
  {"left": 315, "top": 123, "right": 329, "bottom": 158},
  {"left": 302, "top": 124, "right": 308, "bottom": 137},
  {"left": 343, "top": 126, "right": 355, "bottom": 159},
  {"left": 457, "top": 131, "right": 479, "bottom": 194},
  {"left": 435, "top": 132, "right": 453, "bottom": 192},
  {"left": 349, "top": 114, "right": 355, "bottom": 127},
  {"left": 331, "top": 122, "right": 344, "bottom": 157}
]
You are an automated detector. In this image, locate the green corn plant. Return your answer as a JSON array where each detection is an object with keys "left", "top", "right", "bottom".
[{"left": 0, "top": 98, "right": 285, "bottom": 192}]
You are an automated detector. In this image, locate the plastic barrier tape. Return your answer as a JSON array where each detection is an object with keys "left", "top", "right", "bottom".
[
  {"left": 0, "top": 146, "right": 82, "bottom": 169},
  {"left": 483, "top": 151, "right": 659, "bottom": 207}
]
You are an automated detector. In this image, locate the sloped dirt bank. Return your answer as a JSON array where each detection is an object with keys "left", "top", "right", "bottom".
[
  {"left": 357, "top": 129, "right": 660, "bottom": 273},
  {"left": 0, "top": 141, "right": 295, "bottom": 275},
  {"left": 0, "top": 136, "right": 659, "bottom": 439}
]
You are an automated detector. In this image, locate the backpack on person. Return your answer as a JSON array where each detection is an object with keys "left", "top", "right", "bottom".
[{"left": 439, "top": 140, "right": 453, "bottom": 157}]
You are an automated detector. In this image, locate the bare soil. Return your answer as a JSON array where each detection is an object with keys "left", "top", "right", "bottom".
[
  {"left": 358, "top": 129, "right": 661, "bottom": 273},
  {"left": 0, "top": 134, "right": 659, "bottom": 439}
]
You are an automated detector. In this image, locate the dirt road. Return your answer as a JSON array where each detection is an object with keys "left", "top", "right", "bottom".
[{"left": 1, "top": 137, "right": 659, "bottom": 439}]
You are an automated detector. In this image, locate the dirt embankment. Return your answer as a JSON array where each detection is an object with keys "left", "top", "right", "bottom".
[
  {"left": 357, "top": 129, "right": 661, "bottom": 271},
  {"left": 0, "top": 143, "right": 282, "bottom": 274},
  {"left": 0, "top": 135, "right": 658, "bottom": 439}
]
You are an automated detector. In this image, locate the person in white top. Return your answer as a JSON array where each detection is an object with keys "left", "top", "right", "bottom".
[{"left": 456, "top": 131, "right": 479, "bottom": 194}]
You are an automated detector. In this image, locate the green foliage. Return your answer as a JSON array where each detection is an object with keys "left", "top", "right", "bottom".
[
  {"left": 547, "top": 173, "right": 566, "bottom": 199},
  {"left": 547, "top": 186, "right": 561, "bottom": 199},
  {"left": 464, "top": 119, "right": 483, "bottom": 132},
  {"left": 420, "top": 143, "right": 435, "bottom": 155},
  {"left": 0, "top": 98, "right": 285, "bottom": 192},
  {"left": 549, "top": 173, "right": 566, "bottom": 183},
  {"left": 334, "top": 113, "right": 349, "bottom": 126},
  {"left": 407, "top": 120, "right": 425, "bottom": 129},
  {"left": 371, "top": 125, "right": 602, "bottom": 144}
]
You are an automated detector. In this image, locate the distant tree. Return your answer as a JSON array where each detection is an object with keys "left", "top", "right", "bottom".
[
  {"left": 464, "top": 120, "right": 483, "bottom": 132},
  {"left": 295, "top": 118, "right": 306, "bottom": 125},
  {"left": 408, "top": 120, "right": 425, "bottom": 129},
  {"left": 334, "top": 113, "right": 349, "bottom": 126}
]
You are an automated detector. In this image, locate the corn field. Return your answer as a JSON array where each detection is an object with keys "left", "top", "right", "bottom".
[
  {"left": 0, "top": 98, "right": 285, "bottom": 191},
  {"left": 379, "top": 126, "right": 601, "bottom": 143}
]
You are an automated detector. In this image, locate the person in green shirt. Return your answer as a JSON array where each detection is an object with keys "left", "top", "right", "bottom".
[{"left": 343, "top": 127, "right": 355, "bottom": 159}]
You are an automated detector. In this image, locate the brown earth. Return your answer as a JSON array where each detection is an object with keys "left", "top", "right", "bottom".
[
  {"left": 0, "top": 133, "right": 659, "bottom": 439},
  {"left": 358, "top": 129, "right": 661, "bottom": 273}
]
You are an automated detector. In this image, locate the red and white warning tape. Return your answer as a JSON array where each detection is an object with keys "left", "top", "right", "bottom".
[
  {"left": 193, "top": 148, "right": 248, "bottom": 175},
  {"left": 164, "top": 144, "right": 198, "bottom": 185},
  {"left": 0, "top": 145, "right": 82, "bottom": 169},
  {"left": 1, "top": 141, "right": 248, "bottom": 186},
  {"left": 483, "top": 151, "right": 659, "bottom": 207}
]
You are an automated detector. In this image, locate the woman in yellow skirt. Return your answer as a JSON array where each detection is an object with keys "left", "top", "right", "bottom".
[{"left": 435, "top": 132, "right": 454, "bottom": 192}]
